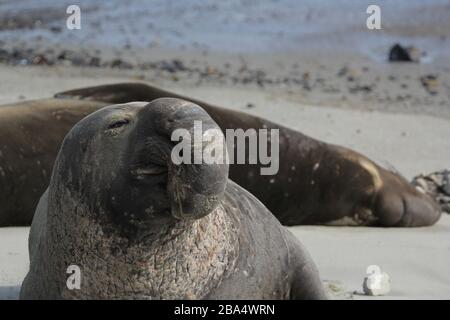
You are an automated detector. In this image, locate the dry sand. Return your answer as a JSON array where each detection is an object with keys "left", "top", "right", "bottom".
[{"left": 0, "top": 64, "right": 449, "bottom": 299}]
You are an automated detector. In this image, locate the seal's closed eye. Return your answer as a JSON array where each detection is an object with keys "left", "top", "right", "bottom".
[
  {"left": 131, "top": 164, "right": 167, "bottom": 178},
  {"left": 108, "top": 119, "right": 130, "bottom": 130}
]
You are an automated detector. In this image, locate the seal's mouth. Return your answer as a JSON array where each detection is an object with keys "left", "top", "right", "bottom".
[{"left": 131, "top": 164, "right": 167, "bottom": 179}]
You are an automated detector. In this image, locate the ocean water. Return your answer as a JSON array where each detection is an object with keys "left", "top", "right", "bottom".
[{"left": 1, "top": 0, "right": 449, "bottom": 59}]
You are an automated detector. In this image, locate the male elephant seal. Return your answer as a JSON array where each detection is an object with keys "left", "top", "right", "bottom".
[
  {"left": 0, "top": 83, "right": 440, "bottom": 227},
  {"left": 20, "top": 99, "right": 326, "bottom": 300}
]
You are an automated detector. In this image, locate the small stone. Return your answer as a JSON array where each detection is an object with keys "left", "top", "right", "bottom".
[
  {"left": 110, "top": 59, "right": 132, "bottom": 69},
  {"left": 363, "top": 270, "right": 391, "bottom": 296},
  {"left": 172, "top": 59, "right": 186, "bottom": 71},
  {"left": 206, "top": 66, "right": 217, "bottom": 75},
  {"left": 49, "top": 26, "right": 62, "bottom": 33},
  {"left": 420, "top": 75, "right": 439, "bottom": 95},
  {"left": 89, "top": 57, "right": 101, "bottom": 67},
  {"left": 411, "top": 169, "right": 450, "bottom": 213},
  {"left": 33, "top": 54, "right": 50, "bottom": 65},
  {"left": 323, "top": 280, "right": 353, "bottom": 300},
  {"left": 337, "top": 66, "right": 361, "bottom": 82}
]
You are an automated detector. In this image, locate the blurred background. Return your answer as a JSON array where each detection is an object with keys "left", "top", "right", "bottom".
[{"left": 1, "top": 0, "right": 450, "bottom": 112}]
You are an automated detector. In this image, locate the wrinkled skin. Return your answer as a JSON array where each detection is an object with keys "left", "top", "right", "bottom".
[
  {"left": 20, "top": 100, "right": 326, "bottom": 300},
  {"left": 0, "top": 83, "right": 441, "bottom": 226}
]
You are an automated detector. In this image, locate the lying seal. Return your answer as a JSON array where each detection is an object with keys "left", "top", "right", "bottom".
[
  {"left": 20, "top": 99, "right": 326, "bottom": 300},
  {"left": 55, "top": 83, "right": 441, "bottom": 227},
  {"left": 0, "top": 83, "right": 441, "bottom": 227},
  {"left": 0, "top": 99, "right": 107, "bottom": 226}
]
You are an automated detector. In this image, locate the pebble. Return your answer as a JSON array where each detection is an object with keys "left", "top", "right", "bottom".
[
  {"left": 363, "top": 268, "right": 391, "bottom": 296},
  {"left": 411, "top": 169, "right": 450, "bottom": 213},
  {"left": 420, "top": 75, "right": 439, "bottom": 95}
]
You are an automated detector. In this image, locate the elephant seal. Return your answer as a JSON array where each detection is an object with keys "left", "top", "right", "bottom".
[
  {"left": 55, "top": 83, "right": 441, "bottom": 227},
  {"left": 20, "top": 99, "right": 326, "bottom": 300},
  {"left": 0, "top": 83, "right": 441, "bottom": 227},
  {"left": 0, "top": 98, "right": 108, "bottom": 226}
]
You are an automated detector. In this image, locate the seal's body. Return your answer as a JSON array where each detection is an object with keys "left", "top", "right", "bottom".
[
  {"left": 20, "top": 100, "right": 326, "bottom": 300},
  {"left": 0, "top": 99, "right": 106, "bottom": 226},
  {"left": 0, "top": 83, "right": 441, "bottom": 227}
]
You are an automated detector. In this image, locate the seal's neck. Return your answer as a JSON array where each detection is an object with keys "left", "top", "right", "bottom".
[{"left": 52, "top": 203, "right": 239, "bottom": 299}]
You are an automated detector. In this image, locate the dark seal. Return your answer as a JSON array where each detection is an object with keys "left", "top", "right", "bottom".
[
  {"left": 0, "top": 98, "right": 107, "bottom": 226},
  {"left": 20, "top": 99, "right": 326, "bottom": 299},
  {"left": 55, "top": 83, "right": 442, "bottom": 227},
  {"left": 0, "top": 83, "right": 441, "bottom": 227}
]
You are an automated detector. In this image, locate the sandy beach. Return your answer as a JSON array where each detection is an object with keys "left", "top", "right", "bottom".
[
  {"left": 0, "top": 65, "right": 449, "bottom": 299},
  {"left": 2, "top": 216, "right": 450, "bottom": 300},
  {"left": 0, "top": 0, "right": 449, "bottom": 300}
]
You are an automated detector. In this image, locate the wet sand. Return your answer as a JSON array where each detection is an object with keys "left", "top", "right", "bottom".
[{"left": 1, "top": 0, "right": 450, "bottom": 118}]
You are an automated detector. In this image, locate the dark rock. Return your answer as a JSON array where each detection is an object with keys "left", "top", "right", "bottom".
[
  {"left": 205, "top": 66, "right": 217, "bottom": 75},
  {"left": 412, "top": 169, "right": 450, "bottom": 213},
  {"left": 0, "top": 49, "right": 8, "bottom": 62},
  {"left": 349, "top": 85, "right": 372, "bottom": 94},
  {"left": 388, "top": 44, "right": 421, "bottom": 63},
  {"left": 110, "top": 59, "right": 132, "bottom": 69},
  {"left": 49, "top": 26, "right": 62, "bottom": 33},
  {"left": 157, "top": 60, "right": 177, "bottom": 73},
  {"left": 420, "top": 75, "right": 439, "bottom": 95},
  {"left": 56, "top": 52, "right": 65, "bottom": 60},
  {"left": 89, "top": 57, "right": 101, "bottom": 67},
  {"left": 337, "top": 67, "right": 347, "bottom": 77},
  {"left": 172, "top": 59, "right": 186, "bottom": 71},
  {"left": 338, "top": 66, "right": 361, "bottom": 81},
  {"left": 32, "top": 54, "right": 50, "bottom": 65}
]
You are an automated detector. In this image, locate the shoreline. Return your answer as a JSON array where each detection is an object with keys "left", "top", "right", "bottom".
[{"left": 1, "top": 48, "right": 450, "bottom": 120}]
